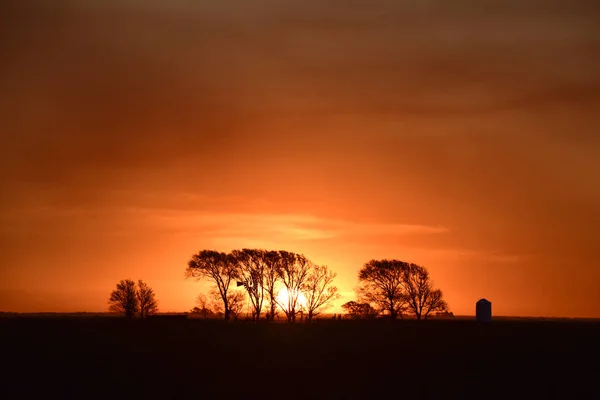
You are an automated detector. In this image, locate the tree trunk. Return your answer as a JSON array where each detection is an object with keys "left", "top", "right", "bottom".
[{"left": 389, "top": 299, "right": 397, "bottom": 320}]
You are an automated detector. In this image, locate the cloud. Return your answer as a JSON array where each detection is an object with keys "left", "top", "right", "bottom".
[{"left": 137, "top": 210, "right": 448, "bottom": 242}]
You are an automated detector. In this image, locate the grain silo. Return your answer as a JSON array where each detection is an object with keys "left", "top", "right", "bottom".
[{"left": 476, "top": 298, "right": 492, "bottom": 322}]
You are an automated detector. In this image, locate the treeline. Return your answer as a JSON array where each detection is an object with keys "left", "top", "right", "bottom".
[
  {"left": 186, "top": 249, "right": 449, "bottom": 322},
  {"left": 186, "top": 249, "right": 340, "bottom": 322},
  {"left": 344, "top": 259, "right": 448, "bottom": 320},
  {"left": 107, "top": 249, "right": 449, "bottom": 322}
]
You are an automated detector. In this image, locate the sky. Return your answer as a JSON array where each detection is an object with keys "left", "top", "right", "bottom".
[{"left": 1, "top": 0, "right": 599, "bottom": 317}]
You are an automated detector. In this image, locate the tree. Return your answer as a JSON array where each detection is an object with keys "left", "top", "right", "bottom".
[
  {"left": 186, "top": 250, "right": 237, "bottom": 320},
  {"left": 227, "top": 291, "right": 246, "bottom": 320},
  {"left": 357, "top": 259, "right": 407, "bottom": 319},
  {"left": 275, "top": 251, "right": 311, "bottom": 323},
  {"left": 341, "top": 301, "right": 379, "bottom": 320},
  {"left": 108, "top": 279, "right": 139, "bottom": 319},
  {"left": 263, "top": 250, "right": 282, "bottom": 321},
  {"left": 192, "top": 293, "right": 214, "bottom": 319},
  {"left": 137, "top": 280, "right": 159, "bottom": 319},
  {"left": 209, "top": 288, "right": 245, "bottom": 320},
  {"left": 304, "top": 264, "right": 341, "bottom": 322},
  {"left": 401, "top": 263, "right": 448, "bottom": 320},
  {"left": 232, "top": 249, "right": 266, "bottom": 321}
]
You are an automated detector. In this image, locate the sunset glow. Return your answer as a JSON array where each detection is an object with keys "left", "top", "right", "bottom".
[
  {"left": 3, "top": 2, "right": 599, "bottom": 399},
  {"left": 277, "top": 288, "right": 308, "bottom": 311},
  {"left": 1, "top": 0, "right": 599, "bottom": 319}
]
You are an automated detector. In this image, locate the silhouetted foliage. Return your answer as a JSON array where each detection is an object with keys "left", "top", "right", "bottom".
[
  {"left": 232, "top": 249, "right": 266, "bottom": 321},
  {"left": 357, "top": 259, "right": 407, "bottom": 319},
  {"left": 304, "top": 264, "right": 341, "bottom": 322},
  {"left": 435, "top": 311, "right": 454, "bottom": 319},
  {"left": 186, "top": 250, "right": 237, "bottom": 320},
  {"left": 186, "top": 249, "right": 341, "bottom": 323},
  {"left": 263, "top": 250, "right": 282, "bottom": 321},
  {"left": 275, "top": 251, "right": 311, "bottom": 323},
  {"left": 209, "top": 289, "right": 245, "bottom": 320},
  {"left": 230, "top": 293, "right": 246, "bottom": 319},
  {"left": 356, "top": 259, "right": 449, "bottom": 320},
  {"left": 341, "top": 301, "right": 379, "bottom": 320},
  {"left": 401, "top": 263, "right": 447, "bottom": 320},
  {"left": 191, "top": 294, "right": 214, "bottom": 319},
  {"left": 108, "top": 279, "right": 139, "bottom": 319},
  {"left": 137, "top": 280, "right": 159, "bottom": 319}
]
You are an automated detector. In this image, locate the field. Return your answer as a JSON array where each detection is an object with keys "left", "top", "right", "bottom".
[{"left": 1, "top": 316, "right": 598, "bottom": 399}]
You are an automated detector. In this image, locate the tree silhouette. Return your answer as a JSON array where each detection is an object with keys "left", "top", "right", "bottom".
[
  {"left": 263, "top": 250, "right": 282, "bottom": 321},
  {"left": 137, "top": 280, "right": 159, "bottom": 319},
  {"left": 108, "top": 279, "right": 139, "bottom": 319},
  {"left": 192, "top": 294, "right": 213, "bottom": 319},
  {"left": 186, "top": 250, "right": 237, "bottom": 320},
  {"left": 185, "top": 249, "right": 347, "bottom": 323},
  {"left": 304, "top": 264, "right": 341, "bottom": 322},
  {"left": 232, "top": 249, "right": 266, "bottom": 321},
  {"left": 357, "top": 259, "right": 407, "bottom": 319},
  {"left": 209, "top": 288, "right": 245, "bottom": 320},
  {"left": 228, "top": 291, "right": 246, "bottom": 320},
  {"left": 276, "top": 251, "right": 310, "bottom": 323},
  {"left": 341, "top": 301, "right": 378, "bottom": 320},
  {"left": 401, "top": 263, "right": 448, "bottom": 320}
]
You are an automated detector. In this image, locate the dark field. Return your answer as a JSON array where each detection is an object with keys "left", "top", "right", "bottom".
[{"left": 1, "top": 317, "right": 599, "bottom": 399}]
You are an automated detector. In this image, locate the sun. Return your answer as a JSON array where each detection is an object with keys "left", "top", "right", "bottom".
[{"left": 277, "top": 287, "right": 307, "bottom": 310}]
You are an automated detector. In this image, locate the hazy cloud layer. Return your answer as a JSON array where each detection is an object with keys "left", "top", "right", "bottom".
[{"left": 1, "top": 0, "right": 599, "bottom": 316}]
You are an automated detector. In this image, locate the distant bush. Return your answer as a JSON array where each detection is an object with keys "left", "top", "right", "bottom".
[{"left": 341, "top": 301, "right": 379, "bottom": 320}]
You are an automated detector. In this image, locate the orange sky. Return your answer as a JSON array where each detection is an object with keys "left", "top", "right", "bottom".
[{"left": 1, "top": 0, "right": 599, "bottom": 317}]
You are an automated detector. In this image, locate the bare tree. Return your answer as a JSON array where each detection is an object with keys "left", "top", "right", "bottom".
[
  {"left": 196, "top": 293, "right": 209, "bottom": 310},
  {"left": 209, "top": 288, "right": 245, "bottom": 320},
  {"left": 276, "top": 251, "right": 311, "bottom": 323},
  {"left": 401, "top": 263, "right": 448, "bottom": 320},
  {"left": 228, "top": 291, "right": 246, "bottom": 320},
  {"left": 232, "top": 249, "right": 266, "bottom": 321},
  {"left": 108, "top": 279, "right": 139, "bottom": 319},
  {"left": 357, "top": 259, "right": 407, "bottom": 319},
  {"left": 137, "top": 280, "right": 159, "bottom": 319},
  {"left": 263, "top": 250, "right": 282, "bottom": 321},
  {"left": 304, "top": 264, "right": 341, "bottom": 322},
  {"left": 186, "top": 250, "right": 237, "bottom": 320},
  {"left": 192, "top": 293, "right": 214, "bottom": 319}
]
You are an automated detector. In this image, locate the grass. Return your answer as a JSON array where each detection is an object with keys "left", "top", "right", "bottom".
[{"left": 1, "top": 316, "right": 598, "bottom": 399}]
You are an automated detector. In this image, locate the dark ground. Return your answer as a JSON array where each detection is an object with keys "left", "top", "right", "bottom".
[{"left": 1, "top": 317, "right": 598, "bottom": 399}]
